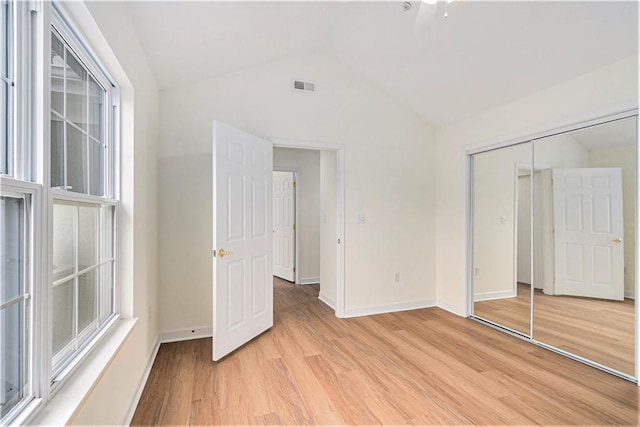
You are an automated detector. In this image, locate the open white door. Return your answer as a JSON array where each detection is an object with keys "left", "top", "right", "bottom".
[
  {"left": 273, "top": 172, "right": 295, "bottom": 282},
  {"left": 212, "top": 121, "right": 273, "bottom": 361},
  {"left": 552, "top": 168, "right": 624, "bottom": 300}
]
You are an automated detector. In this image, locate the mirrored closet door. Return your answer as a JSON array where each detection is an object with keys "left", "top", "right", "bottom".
[
  {"left": 532, "top": 117, "right": 637, "bottom": 377},
  {"left": 471, "top": 141, "right": 533, "bottom": 337},
  {"left": 470, "top": 114, "right": 638, "bottom": 380}
]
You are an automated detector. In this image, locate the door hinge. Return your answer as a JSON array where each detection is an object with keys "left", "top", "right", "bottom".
[
  {"left": 293, "top": 181, "right": 297, "bottom": 188},
  {"left": 293, "top": 224, "right": 296, "bottom": 231},
  {"left": 293, "top": 267, "right": 296, "bottom": 273}
]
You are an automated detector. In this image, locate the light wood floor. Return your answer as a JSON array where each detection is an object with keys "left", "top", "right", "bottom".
[
  {"left": 131, "top": 278, "right": 639, "bottom": 426},
  {"left": 475, "top": 283, "right": 635, "bottom": 375}
]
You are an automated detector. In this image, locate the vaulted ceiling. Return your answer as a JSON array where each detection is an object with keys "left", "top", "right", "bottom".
[{"left": 125, "top": 1, "right": 639, "bottom": 125}]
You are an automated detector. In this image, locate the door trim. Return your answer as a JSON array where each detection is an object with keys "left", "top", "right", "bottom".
[{"left": 271, "top": 138, "right": 346, "bottom": 318}]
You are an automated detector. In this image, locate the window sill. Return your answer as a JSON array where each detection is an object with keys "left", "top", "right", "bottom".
[{"left": 27, "top": 318, "right": 138, "bottom": 426}]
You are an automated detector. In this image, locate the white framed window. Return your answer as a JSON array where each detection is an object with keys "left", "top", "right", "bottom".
[
  {"left": 50, "top": 28, "right": 111, "bottom": 197},
  {"left": 49, "top": 5, "right": 119, "bottom": 380},
  {"left": 1, "top": 1, "right": 36, "bottom": 423},
  {"left": 0, "top": 193, "right": 28, "bottom": 420},
  {"left": 0, "top": 178, "right": 38, "bottom": 425},
  {"left": 51, "top": 198, "right": 115, "bottom": 375},
  {"left": 0, "top": 1, "right": 120, "bottom": 424}
]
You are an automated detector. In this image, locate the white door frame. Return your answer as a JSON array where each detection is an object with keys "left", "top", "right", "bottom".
[
  {"left": 514, "top": 162, "right": 551, "bottom": 292},
  {"left": 271, "top": 138, "right": 345, "bottom": 318},
  {"left": 273, "top": 169, "right": 300, "bottom": 284}
]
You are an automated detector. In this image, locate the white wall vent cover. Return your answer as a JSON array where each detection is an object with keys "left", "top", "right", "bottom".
[{"left": 292, "top": 79, "right": 316, "bottom": 93}]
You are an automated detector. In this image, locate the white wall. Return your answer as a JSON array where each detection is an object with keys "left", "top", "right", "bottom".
[
  {"left": 435, "top": 54, "right": 638, "bottom": 315},
  {"left": 273, "top": 147, "right": 320, "bottom": 284},
  {"left": 157, "top": 50, "right": 436, "bottom": 331},
  {"left": 65, "top": 1, "right": 160, "bottom": 424},
  {"left": 320, "top": 150, "right": 337, "bottom": 307},
  {"left": 472, "top": 143, "right": 530, "bottom": 299}
]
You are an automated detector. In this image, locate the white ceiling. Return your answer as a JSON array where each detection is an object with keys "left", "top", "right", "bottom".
[
  {"left": 125, "top": 1, "right": 639, "bottom": 125},
  {"left": 571, "top": 117, "right": 637, "bottom": 151}
]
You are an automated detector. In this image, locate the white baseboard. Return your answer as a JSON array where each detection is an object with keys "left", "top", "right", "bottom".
[
  {"left": 159, "top": 326, "right": 213, "bottom": 343},
  {"left": 342, "top": 299, "right": 436, "bottom": 318},
  {"left": 473, "top": 289, "right": 517, "bottom": 302},
  {"left": 436, "top": 300, "right": 468, "bottom": 317},
  {"left": 318, "top": 292, "right": 336, "bottom": 309},
  {"left": 298, "top": 276, "right": 320, "bottom": 285},
  {"left": 122, "top": 338, "right": 160, "bottom": 425},
  {"left": 625, "top": 290, "right": 635, "bottom": 300}
]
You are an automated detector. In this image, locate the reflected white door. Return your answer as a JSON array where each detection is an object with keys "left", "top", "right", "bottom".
[
  {"left": 273, "top": 172, "right": 295, "bottom": 282},
  {"left": 212, "top": 121, "right": 273, "bottom": 361},
  {"left": 552, "top": 168, "right": 624, "bottom": 300}
]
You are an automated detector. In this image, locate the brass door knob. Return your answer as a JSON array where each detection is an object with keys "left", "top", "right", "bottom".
[
  {"left": 218, "top": 248, "right": 234, "bottom": 257},
  {"left": 612, "top": 238, "right": 622, "bottom": 244}
]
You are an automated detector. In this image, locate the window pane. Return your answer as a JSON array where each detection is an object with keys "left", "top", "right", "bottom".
[
  {"left": 78, "top": 205, "right": 97, "bottom": 269},
  {"left": 98, "top": 262, "right": 113, "bottom": 323},
  {"left": 1, "top": 0, "right": 12, "bottom": 79},
  {"left": 53, "top": 203, "right": 75, "bottom": 281},
  {"left": 88, "top": 77, "right": 103, "bottom": 141},
  {"left": 51, "top": 33, "right": 64, "bottom": 115},
  {"left": 1, "top": 0, "right": 11, "bottom": 177},
  {"left": 78, "top": 269, "right": 96, "bottom": 333},
  {"left": 1, "top": 1, "right": 7, "bottom": 79},
  {"left": 0, "top": 194, "right": 26, "bottom": 420},
  {"left": 0, "top": 196, "right": 23, "bottom": 305},
  {"left": 65, "top": 50, "right": 87, "bottom": 131},
  {"left": 51, "top": 112, "right": 64, "bottom": 188},
  {"left": 52, "top": 280, "right": 74, "bottom": 355},
  {"left": 0, "top": 303, "right": 24, "bottom": 419},
  {"left": 88, "top": 139, "right": 104, "bottom": 196},
  {"left": 66, "top": 123, "right": 86, "bottom": 193}
]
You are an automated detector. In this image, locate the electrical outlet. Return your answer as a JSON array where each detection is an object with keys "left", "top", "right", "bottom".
[
  {"left": 500, "top": 216, "right": 508, "bottom": 224},
  {"left": 394, "top": 272, "right": 400, "bottom": 283},
  {"left": 357, "top": 214, "right": 366, "bottom": 224},
  {"left": 475, "top": 267, "right": 480, "bottom": 276}
]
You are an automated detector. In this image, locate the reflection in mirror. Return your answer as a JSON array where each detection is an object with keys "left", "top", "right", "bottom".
[
  {"left": 532, "top": 117, "right": 636, "bottom": 376},
  {"left": 472, "top": 142, "right": 532, "bottom": 336}
]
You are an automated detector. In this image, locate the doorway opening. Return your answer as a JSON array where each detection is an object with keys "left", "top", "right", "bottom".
[{"left": 272, "top": 144, "right": 343, "bottom": 317}]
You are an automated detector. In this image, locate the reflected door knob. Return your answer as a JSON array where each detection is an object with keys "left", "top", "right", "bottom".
[{"left": 612, "top": 238, "right": 622, "bottom": 244}]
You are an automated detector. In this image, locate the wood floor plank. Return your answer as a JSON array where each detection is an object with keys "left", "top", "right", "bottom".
[
  {"left": 304, "top": 354, "right": 381, "bottom": 425},
  {"left": 475, "top": 283, "right": 635, "bottom": 374},
  {"left": 131, "top": 277, "right": 639, "bottom": 426}
]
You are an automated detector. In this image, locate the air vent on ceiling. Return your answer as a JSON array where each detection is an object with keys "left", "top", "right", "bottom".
[{"left": 292, "top": 79, "right": 316, "bottom": 93}]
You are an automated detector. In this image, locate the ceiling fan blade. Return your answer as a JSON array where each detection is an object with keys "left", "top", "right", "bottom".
[{"left": 414, "top": 1, "right": 438, "bottom": 33}]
